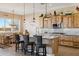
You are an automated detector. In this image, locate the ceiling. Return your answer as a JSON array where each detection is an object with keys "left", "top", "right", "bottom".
[{"left": 0, "top": 3, "right": 78, "bottom": 15}]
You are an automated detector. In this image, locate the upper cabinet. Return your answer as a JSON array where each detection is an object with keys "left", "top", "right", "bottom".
[
  {"left": 39, "top": 16, "right": 52, "bottom": 28},
  {"left": 39, "top": 13, "right": 79, "bottom": 28}
]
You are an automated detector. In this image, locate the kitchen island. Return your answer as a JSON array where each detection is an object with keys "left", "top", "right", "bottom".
[{"left": 37, "top": 28, "right": 79, "bottom": 55}]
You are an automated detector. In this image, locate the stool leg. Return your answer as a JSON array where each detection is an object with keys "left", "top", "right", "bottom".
[
  {"left": 31, "top": 44, "right": 33, "bottom": 55},
  {"left": 24, "top": 49, "right": 26, "bottom": 55},
  {"left": 44, "top": 47, "right": 46, "bottom": 56},
  {"left": 43, "top": 47, "right": 44, "bottom": 56},
  {"left": 17, "top": 43, "right": 19, "bottom": 50},
  {"left": 15, "top": 43, "right": 17, "bottom": 52},
  {"left": 15, "top": 43, "right": 19, "bottom": 52},
  {"left": 31, "top": 44, "right": 34, "bottom": 55},
  {"left": 21, "top": 42, "right": 24, "bottom": 52},
  {"left": 36, "top": 46, "right": 39, "bottom": 56},
  {"left": 24, "top": 44, "right": 27, "bottom": 55}
]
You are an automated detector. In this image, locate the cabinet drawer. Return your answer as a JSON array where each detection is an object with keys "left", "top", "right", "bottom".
[
  {"left": 73, "top": 42, "right": 79, "bottom": 47},
  {"left": 60, "top": 41, "right": 73, "bottom": 46}
]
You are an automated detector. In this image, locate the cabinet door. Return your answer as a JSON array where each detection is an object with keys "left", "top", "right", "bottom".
[
  {"left": 63, "top": 15, "right": 73, "bottom": 28},
  {"left": 77, "top": 14, "right": 79, "bottom": 27},
  {"left": 63, "top": 16, "right": 69, "bottom": 28},
  {"left": 73, "top": 14, "right": 79, "bottom": 28},
  {"left": 68, "top": 15, "right": 73, "bottom": 28},
  {"left": 44, "top": 18, "right": 52, "bottom": 28},
  {"left": 44, "top": 20, "right": 48, "bottom": 28},
  {"left": 56, "top": 16, "right": 62, "bottom": 24},
  {"left": 52, "top": 16, "right": 57, "bottom": 24},
  {"left": 39, "top": 17, "right": 43, "bottom": 28},
  {"left": 39, "top": 17, "right": 52, "bottom": 28},
  {"left": 73, "top": 14, "right": 77, "bottom": 28}
]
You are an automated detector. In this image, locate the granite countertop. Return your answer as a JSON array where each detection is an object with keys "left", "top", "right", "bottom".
[
  {"left": 38, "top": 28, "right": 79, "bottom": 36},
  {"left": 42, "top": 35, "right": 60, "bottom": 39}
]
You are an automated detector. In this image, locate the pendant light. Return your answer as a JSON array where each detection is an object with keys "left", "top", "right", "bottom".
[
  {"left": 40, "top": 3, "right": 52, "bottom": 18},
  {"left": 44, "top": 3, "right": 47, "bottom": 18},
  {"left": 10, "top": 10, "right": 16, "bottom": 28},
  {"left": 24, "top": 3, "right": 26, "bottom": 22},
  {"left": 33, "top": 3, "right": 35, "bottom": 22},
  {"left": 44, "top": 3, "right": 50, "bottom": 18}
]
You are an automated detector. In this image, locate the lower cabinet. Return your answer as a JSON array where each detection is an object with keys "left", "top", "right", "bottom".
[{"left": 60, "top": 36, "right": 79, "bottom": 48}]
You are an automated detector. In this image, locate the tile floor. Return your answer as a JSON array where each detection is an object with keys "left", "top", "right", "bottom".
[
  {"left": 0, "top": 44, "right": 25, "bottom": 56},
  {"left": 0, "top": 44, "right": 79, "bottom": 56}
]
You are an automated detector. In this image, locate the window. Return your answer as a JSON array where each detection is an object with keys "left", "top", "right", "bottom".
[{"left": 0, "top": 18, "right": 20, "bottom": 32}]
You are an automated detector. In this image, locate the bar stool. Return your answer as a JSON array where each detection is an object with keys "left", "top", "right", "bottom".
[
  {"left": 23, "top": 35, "right": 35, "bottom": 55},
  {"left": 35, "top": 35, "right": 47, "bottom": 56},
  {"left": 15, "top": 34, "right": 24, "bottom": 52}
]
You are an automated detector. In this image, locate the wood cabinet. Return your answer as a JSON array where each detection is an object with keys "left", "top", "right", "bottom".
[
  {"left": 60, "top": 35, "right": 79, "bottom": 48},
  {"left": 52, "top": 16, "right": 61, "bottom": 24},
  {"left": 39, "top": 13, "right": 79, "bottom": 28},
  {"left": 63, "top": 15, "right": 73, "bottom": 28},
  {"left": 52, "top": 15, "right": 73, "bottom": 28},
  {"left": 52, "top": 37, "right": 60, "bottom": 56},
  {"left": 73, "top": 14, "right": 79, "bottom": 28},
  {"left": 43, "top": 18, "right": 52, "bottom": 28},
  {"left": 39, "top": 17, "right": 52, "bottom": 28},
  {"left": 39, "top": 17, "right": 43, "bottom": 28}
]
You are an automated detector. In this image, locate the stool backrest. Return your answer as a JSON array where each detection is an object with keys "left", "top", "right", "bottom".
[
  {"left": 23, "top": 35, "right": 29, "bottom": 44},
  {"left": 15, "top": 34, "right": 20, "bottom": 42},
  {"left": 36, "top": 36, "right": 42, "bottom": 45}
]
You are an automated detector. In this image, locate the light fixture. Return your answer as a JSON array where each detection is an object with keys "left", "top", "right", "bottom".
[
  {"left": 10, "top": 10, "right": 16, "bottom": 28},
  {"left": 33, "top": 3, "right": 36, "bottom": 22},
  {"left": 24, "top": 3, "right": 26, "bottom": 22},
  {"left": 44, "top": 3, "right": 48, "bottom": 18},
  {"left": 39, "top": 3, "right": 52, "bottom": 18}
]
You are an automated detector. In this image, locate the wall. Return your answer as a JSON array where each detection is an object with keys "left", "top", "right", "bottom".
[{"left": 24, "top": 14, "right": 40, "bottom": 36}]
